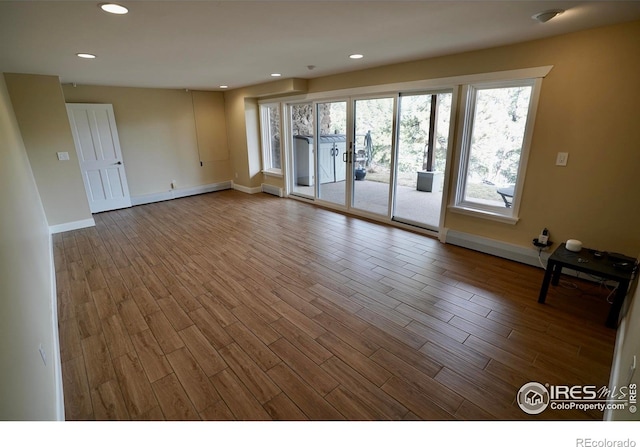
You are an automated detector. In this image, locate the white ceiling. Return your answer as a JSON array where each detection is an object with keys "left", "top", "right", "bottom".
[{"left": 1, "top": 1, "right": 640, "bottom": 91}]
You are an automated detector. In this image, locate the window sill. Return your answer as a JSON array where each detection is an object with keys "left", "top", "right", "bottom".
[
  {"left": 262, "top": 169, "right": 283, "bottom": 178},
  {"left": 448, "top": 205, "right": 519, "bottom": 225}
]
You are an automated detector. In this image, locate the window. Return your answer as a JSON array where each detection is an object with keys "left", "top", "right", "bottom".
[
  {"left": 260, "top": 103, "right": 282, "bottom": 175},
  {"left": 453, "top": 78, "right": 541, "bottom": 223}
]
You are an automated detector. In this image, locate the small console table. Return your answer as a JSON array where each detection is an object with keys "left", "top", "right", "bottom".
[{"left": 538, "top": 243, "right": 636, "bottom": 328}]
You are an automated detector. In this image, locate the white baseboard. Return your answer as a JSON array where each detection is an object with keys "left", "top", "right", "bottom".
[
  {"left": 232, "top": 182, "right": 262, "bottom": 194},
  {"left": 442, "top": 228, "right": 548, "bottom": 268},
  {"left": 442, "top": 229, "right": 614, "bottom": 283},
  {"left": 48, "top": 235, "right": 65, "bottom": 420},
  {"left": 49, "top": 183, "right": 233, "bottom": 233},
  {"left": 131, "top": 181, "right": 233, "bottom": 206},
  {"left": 261, "top": 183, "right": 283, "bottom": 197},
  {"left": 49, "top": 218, "right": 95, "bottom": 235}
]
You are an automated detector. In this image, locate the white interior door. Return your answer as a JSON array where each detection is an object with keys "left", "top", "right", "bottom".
[{"left": 66, "top": 103, "right": 132, "bottom": 213}]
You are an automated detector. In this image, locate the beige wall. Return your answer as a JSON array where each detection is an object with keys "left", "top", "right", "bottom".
[
  {"left": 225, "top": 89, "right": 252, "bottom": 186},
  {"left": 192, "top": 90, "right": 229, "bottom": 163},
  {"left": 4, "top": 73, "right": 91, "bottom": 226},
  {"left": 224, "top": 78, "right": 307, "bottom": 188},
  {"left": 442, "top": 21, "right": 640, "bottom": 256},
  {"left": 0, "top": 75, "right": 60, "bottom": 420},
  {"left": 243, "top": 20, "right": 640, "bottom": 255},
  {"left": 443, "top": 21, "right": 640, "bottom": 255},
  {"left": 62, "top": 85, "right": 231, "bottom": 198}
]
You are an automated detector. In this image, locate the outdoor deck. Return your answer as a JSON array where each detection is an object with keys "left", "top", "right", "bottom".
[{"left": 292, "top": 180, "right": 444, "bottom": 229}]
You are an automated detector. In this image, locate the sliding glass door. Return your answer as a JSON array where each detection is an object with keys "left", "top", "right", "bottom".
[
  {"left": 393, "top": 92, "right": 452, "bottom": 230},
  {"left": 284, "top": 90, "right": 453, "bottom": 232},
  {"left": 290, "top": 102, "right": 315, "bottom": 198},
  {"left": 351, "top": 97, "right": 395, "bottom": 216},
  {"left": 316, "top": 101, "right": 348, "bottom": 207}
]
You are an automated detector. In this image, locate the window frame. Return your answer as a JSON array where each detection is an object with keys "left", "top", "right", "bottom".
[
  {"left": 451, "top": 77, "right": 543, "bottom": 224},
  {"left": 259, "top": 102, "right": 283, "bottom": 177}
]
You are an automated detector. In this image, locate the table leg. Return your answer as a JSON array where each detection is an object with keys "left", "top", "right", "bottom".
[
  {"left": 551, "top": 262, "right": 562, "bottom": 286},
  {"left": 606, "top": 280, "right": 629, "bottom": 329},
  {"left": 538, "top": 261, "right": 555, "bottom": 303}
]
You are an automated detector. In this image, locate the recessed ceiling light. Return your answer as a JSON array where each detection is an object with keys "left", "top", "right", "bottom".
[
  {"left": 349, "top": 54, "right": 364, "bottom": 59},
  {"left": 76, "top": 53, "right": 97, "bottom": 59},
  {"left": 100, "top": 3, "right": 129, "bottom": 14},
  {"left": 270, "top": 73, "right": 282, "bottom": 77}
]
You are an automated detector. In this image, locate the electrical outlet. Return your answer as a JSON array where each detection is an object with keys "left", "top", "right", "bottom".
[
  {"left": 533, "top": 228, "right": 552, "bottom": 250},
  {"left": 556, "top": 152, "right": 568, "bottom": 166}
]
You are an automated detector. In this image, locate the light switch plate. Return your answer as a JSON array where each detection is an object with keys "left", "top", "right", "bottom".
[
  {"left": 556, "top": 152, "right": 568, "bottom": 166},
  {"left": 57, "top": 152, "right": 70, "bottom": 161}
]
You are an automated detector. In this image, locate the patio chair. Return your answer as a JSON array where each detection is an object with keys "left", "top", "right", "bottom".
[{"left": 497, "top": 185, "right": 514, "bottom": 208}]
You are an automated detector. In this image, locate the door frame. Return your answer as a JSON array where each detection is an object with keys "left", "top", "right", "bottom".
[
  {"left": 390, "top": 88, "right": 457, "bottom": 232},
  {"left": 314, "top": 98, "right": 352, "bottom": 211},
  {"left": 278, "top": 82, "right": 460, "bottom": 236},
  {"left": 350, "top": 93, "right": 399, "bottom": 220}
]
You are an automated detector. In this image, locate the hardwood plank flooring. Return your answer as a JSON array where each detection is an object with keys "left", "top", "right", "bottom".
[{"left": 56, "top": 190, "right": 618, "bottom": 420}]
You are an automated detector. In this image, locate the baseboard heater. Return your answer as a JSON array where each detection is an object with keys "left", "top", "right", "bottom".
[{"left": 261, "top": 184, "right": 283, "bottom": 197}]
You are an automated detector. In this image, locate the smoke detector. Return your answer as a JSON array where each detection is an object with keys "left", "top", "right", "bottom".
[{"left": 532, "top": 9, "right": 564, "bottom": 23}]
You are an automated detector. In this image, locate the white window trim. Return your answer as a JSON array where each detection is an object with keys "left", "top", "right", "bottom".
[
  {"left": 260, "top": 66, "right": 553, "bottom": 105},
  {"left": 259, "top": 103, "right": 283, "bottom": 176},
  {"left": 262, "top": 170, "right": 283, "bottom": 178},
  {"left": 450, "top": 75, "right": 544, "bottom": 224},
  {"left": 448, "top": 204, "right": 520, "bottom": 224},
  {"left": 256, "top": 65, "right": 551, "bottom": 222}
]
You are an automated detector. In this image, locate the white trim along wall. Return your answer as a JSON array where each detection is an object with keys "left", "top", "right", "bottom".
[
  {"left": 131, "top": 181, "right": 233, "bottom": 206},
  {"left": 49, "top": 218, "right": 95, "bottom": 235}
]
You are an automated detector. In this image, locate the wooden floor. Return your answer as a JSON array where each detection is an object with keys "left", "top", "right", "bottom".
[{"left": 55, "top": 190, "right": 617, "bottom": 421}]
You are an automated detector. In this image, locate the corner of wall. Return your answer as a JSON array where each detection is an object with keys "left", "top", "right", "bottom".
[{"left": 1, "top": 72, "right": 63, "bottom": 420}]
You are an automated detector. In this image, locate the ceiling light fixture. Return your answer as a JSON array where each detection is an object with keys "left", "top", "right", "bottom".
[
  {"left": 532, "top": 9, "right": 564, "bottom": 23},
  {"left": 349, "top": 54, "right": 364, "bottom": 59},
  {"left": 76, "top": 53, "right": 97, "bottom": 59},
  {"left": 99, "top": 3, "right": 129, "bottom": 14},
  {"left": 270, "top": 73, "right": 282, "bottom": 77}
]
